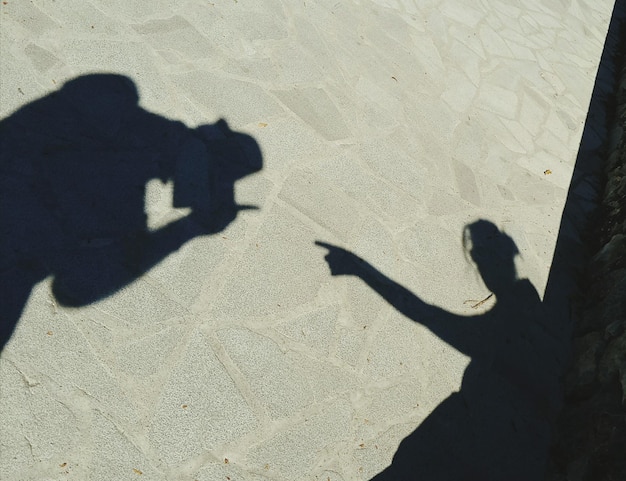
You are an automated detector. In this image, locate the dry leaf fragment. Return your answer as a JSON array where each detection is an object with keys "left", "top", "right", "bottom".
[{"left": 463, "top": 293, "right": 493, "bottom": 309}]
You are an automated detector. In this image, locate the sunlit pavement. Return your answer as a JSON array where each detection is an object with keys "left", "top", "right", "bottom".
[{"left": 0, "top": 1, "right": 617, "bottom": 480}]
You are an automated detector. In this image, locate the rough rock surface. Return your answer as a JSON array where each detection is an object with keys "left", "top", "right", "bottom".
[{"left": 546, "top": 31, "right": 626, "bottom": 481}]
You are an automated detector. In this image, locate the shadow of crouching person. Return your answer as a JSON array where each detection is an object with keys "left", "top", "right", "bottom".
[{"left": 0, "top": 73, "right": 262, "bottom": 352}]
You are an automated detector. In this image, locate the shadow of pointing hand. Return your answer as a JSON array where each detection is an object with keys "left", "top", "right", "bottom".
[{"left": 315, "top": 241, "right": 364, "bottom": 276}]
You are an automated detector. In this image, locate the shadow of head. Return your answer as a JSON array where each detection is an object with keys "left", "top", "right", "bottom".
[
  {"left": 56, "top": 73, "right": 140, "bottom": 137},
  {"left": 463, "top": 219, "right": 519, "bottom": 295},
  {"left": 55, "top": 73, "right": 263, "bottom": 185}
]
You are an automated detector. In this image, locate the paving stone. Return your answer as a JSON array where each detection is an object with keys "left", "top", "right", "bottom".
[
  {"left": 148, "top": 329, "right": 257, "bottom": 466},
  {"left": 246, "top": 398, "right": 353, "bottom": 479},
  {"left": 0, "top": 0, "right": 616, "bottom": 478},
  {"left": 275, "top": 305, "right": 339, "bottom": 356},
  {"left": 218, "top": 326, "right": 313, "bottom": 419}
]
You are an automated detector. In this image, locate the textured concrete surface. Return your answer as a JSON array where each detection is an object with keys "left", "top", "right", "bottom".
[{"left": 0, "top": 1, "right": 616, "bottom": 480}]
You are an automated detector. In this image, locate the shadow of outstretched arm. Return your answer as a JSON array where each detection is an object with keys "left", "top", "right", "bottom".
[{"left": 316, "top": 241, "right": 484, "bottom": 358}]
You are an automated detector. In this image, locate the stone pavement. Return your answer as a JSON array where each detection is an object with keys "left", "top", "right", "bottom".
[{"left": 0, "top": 1, "right": 616, "bottom": 480}]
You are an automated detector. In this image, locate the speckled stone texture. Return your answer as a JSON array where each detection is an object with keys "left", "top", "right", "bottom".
[{"left": 0, "top": 1, "right": 617, "bottom": 480}]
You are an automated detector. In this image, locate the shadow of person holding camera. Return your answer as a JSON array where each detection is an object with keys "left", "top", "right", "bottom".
[
  {"left": 317, "top": 220, "right": 566, "bottom": 480},
  {"left": 0, "top": 73, "right": 262, "bottom": 352}
]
